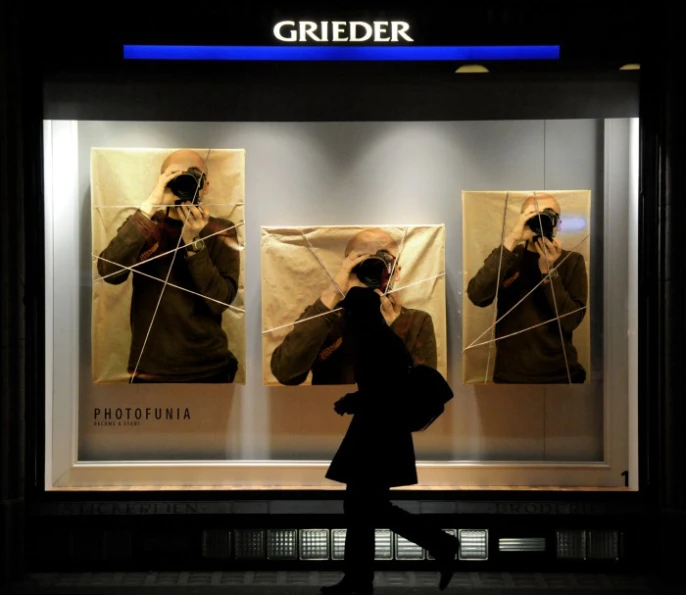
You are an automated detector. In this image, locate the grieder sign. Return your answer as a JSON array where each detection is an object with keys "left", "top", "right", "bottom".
[{"left": 273, "top": 20, "right": 414, "bottom": 43}]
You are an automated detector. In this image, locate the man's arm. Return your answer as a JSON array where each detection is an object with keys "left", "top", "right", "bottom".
[
  {"left": 184, "top": 219, "right": 240, "bottom": 316},
  {"left": 392, "top": 310, "right": 438, "bottom": 369},
  {"left": 468, "top": 204, "right": 544, "bottom": 307},
  {"left": 270, "top": 299, "right": 341, "bottom": 385},
  {"left": 542, "top": 252, "right": 588, "bottom": 333},
  {"left": 97, "top": 167, "right": 185, "bottom": 284},
  {"left": 97, "top": 210, "right": 157, "bottom": 284},
  {"left": 466, "top": 246, "right": 520, "bottom": 307},
  {"left": 269, "top": 247, "right": 374, "bottom": 385}
]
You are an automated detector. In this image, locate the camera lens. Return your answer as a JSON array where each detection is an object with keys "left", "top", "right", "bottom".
[
  {"left": 526, "top": 208, "right": 558, "bottom": 240},
  {"left": 352, "top": 250, "right": 395, "bottom": 290},
  {"left": 168, "top": 168, "right": 204, "bottom": 203},
  {"left": 354, "top": 258, "right": 386, "bottom": 288}
]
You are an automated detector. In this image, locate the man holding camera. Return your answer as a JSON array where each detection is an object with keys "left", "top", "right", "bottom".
[
  {"left": 97, "top": 149, "right": 241, "bottom": 383},
  {"left": 270, "top": 228, "right": 437, "bottom": 385},
  {"left": 466, "top": 193, "right": 588, "bottom": 384}
]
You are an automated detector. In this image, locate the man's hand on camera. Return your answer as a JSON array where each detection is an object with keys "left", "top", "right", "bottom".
[
  {"left": 181, "top": 202, "right": 211, "bottom": 246},
  {"left": 320, "top": 250, "right": 370, "bottom": 310},
  {"left": 504, "top": 205, "right": 539, "bottom": 251},
  {"left": 140, "top": 166, "right": 185, "bottom": 217},
  {"left": 376, "top": 289, "right": 402, "bottom": 326},
  {"left": 535, "top": 236, "right": 562, "bottom": 275}
]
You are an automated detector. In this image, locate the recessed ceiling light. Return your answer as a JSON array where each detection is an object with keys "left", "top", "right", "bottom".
[
  {"left": 455, "top": 64, "right": 489, "bottom": 73},
  {"left": 619, "top": 63, "right": 640, "bottom": 70}
]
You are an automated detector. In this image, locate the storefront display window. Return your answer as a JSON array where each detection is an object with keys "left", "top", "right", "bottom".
[{"left": 43, "top": 114, "right": 639, "bottom": 490}]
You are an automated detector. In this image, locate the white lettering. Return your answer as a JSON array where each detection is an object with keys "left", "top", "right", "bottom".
[
  {"left": 332, "top": 21, "right": 348, "bottom": 42},
  {"left": 349, "top": 21, "right": 373, "bottom": 42},
  {"left": 373, "top": 21, "right": 390, "bottom": 42},
  {"left": 272, "top": 20, "right": 412, "bottom": 43},
  {"left": 273, "top": 20, "right": 297, "bottom": 42},
  {"left": 392, "top": 21, "right": 413, "bottom": 42},
  {"left": 300, "top": 21, "right": 322, "bottom": 42}
]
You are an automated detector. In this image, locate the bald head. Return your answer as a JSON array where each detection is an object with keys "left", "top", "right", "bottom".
[
  {"left": 521, "top": 192, "right": 560, "bottom": 215},
  {"left": 160, "top": 149, "right": 207, "bottom": 174},
  {"left": 345, "top": 228, "right": 399, "bottom": 257}
]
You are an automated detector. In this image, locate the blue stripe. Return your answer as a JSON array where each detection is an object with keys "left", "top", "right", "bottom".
[{"left": 123, "top": 45, "right": 560, "bottom": 61}]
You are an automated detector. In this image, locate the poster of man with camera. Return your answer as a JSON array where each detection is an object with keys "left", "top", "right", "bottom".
[
  {"left": 91, "top": 147, "right": 246, "bottom": 384},
  {"left": 261, "top": 225, "right": 447, "bottom": 386},
  {"left": 463, "top": 191, "right": 591, "bottom": 385}
]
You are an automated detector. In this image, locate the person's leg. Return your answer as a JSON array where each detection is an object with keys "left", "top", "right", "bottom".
[
  {"left": 343, "top": 483, "right": 375, "bottom": 586},
  {"left": 370, "top": 487, "right": 460, "bottom": 591},
  {"left": 321, "top": 483, "right": 374, "bottom": 594}
]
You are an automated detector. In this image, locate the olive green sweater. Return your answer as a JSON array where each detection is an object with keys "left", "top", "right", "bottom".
[
  {"left": 97, "top": 209, "right": 240, "bottom": 381},
  {"left": 466, "top": 243, "right": 588, "bottom": 383},
  {"left": 270, "top": 296, "right": 437, "bottom": 385}
]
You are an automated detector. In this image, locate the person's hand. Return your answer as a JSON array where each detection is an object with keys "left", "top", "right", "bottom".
[
  {"left": 333, "top": 397, "right": 347, "bottom": 415},
  {"left": 376, "top": 289, "right": 402, "bottom": 326},
  {"left": 320, "top": 250, "right": 371, "bottom": 310},
  {"left": 140, "top": 166, "right": 186, "bottom": 216},
  {"left": 334, "top": 392, "right": 359, "bottom": 415},
  {"left": 535, "top": 236, "right": 562, "bottom": 274},
  {"left": 181, "top": 202, "right": 210, "bottom": 245},
  {"left": 504, "top": 206, "right": 539, "bottom": 250}
]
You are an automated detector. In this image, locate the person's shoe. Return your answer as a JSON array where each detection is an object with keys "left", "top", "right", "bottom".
[
  {"left": 433, "top": 538, "right": 461, "bottom": 591},
  {"left": 320, "top": 577, "right": 373, "bottom": 594}
]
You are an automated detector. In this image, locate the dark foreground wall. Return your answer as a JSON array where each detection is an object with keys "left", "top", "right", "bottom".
[{"left": 639, "top": 0, "right": 686, "bottom": 579}]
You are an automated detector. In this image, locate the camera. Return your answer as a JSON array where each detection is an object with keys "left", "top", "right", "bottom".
[
  {"left": 352, "top": 249, "right": 396, "bottom": 292},
  {"left": 526, "top": 207, "right": 559, "bottom": 240},
  {"left": 167, "top": 167, "right": 206, "bottom": 205}
]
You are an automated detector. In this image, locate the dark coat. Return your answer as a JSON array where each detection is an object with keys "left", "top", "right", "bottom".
[{"left": 325, "top": 286, "right": 418, "bottom": 488}]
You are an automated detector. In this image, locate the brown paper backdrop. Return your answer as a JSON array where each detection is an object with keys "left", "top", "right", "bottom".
[
  {"left": 462, "top": 190, "right": 591, "bottom": 384},
  {"left": 261, "top": 225, "right": 447, "bottom": 386},
  {"left": 90, "top": 147, "right": 246, "bottom": 384}
]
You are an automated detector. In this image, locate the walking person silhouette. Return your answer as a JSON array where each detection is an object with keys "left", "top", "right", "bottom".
[{"left": 321, "top": 285, "right": 460, "bottom": 594}]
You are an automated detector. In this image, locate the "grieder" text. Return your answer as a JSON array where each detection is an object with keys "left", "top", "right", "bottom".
[{"left": 273, "top": 21, "right": 414, "bottom": 43}]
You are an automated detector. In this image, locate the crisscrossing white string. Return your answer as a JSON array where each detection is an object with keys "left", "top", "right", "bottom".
[
  {"left": 263, "top": 227, "right": 441, "bottom": 335},
  {"left": 465, "top": 232, "right": 589, "bottom": 351},
  {"left": 464, "top": 306, "right": 587, "bottom": 351},
  {"left": 262, "top": 307, "right": 344, "bottom": 334},
  {"left": 532, "top": 192, "right": 572, "bottom": 384},
  {"left": 485, "top": 191, "right": 510, "bottom": 383},
  {"left": 385, "top": 272, "right": 445, "bottom": 295},
  {"left": 94, "top": 253, "right": 245, "bottom": 313},
  {"left": 465, "top": 192, "right": 589, "bottom": 385},
  {"left": 129, "top": 149, "right": 212, "bottom": 383},
  {"left": 384, "top": 227, "right": 408, "bottom": 296},
  {"left": 298, "top": 227, "right": 345, "bottom": 298},
  {"left": 262, "top": 270, "right": 445, "bottom": 335},
  {"left": 93, "top": 221, "right": 244, "bottom": 284}
]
